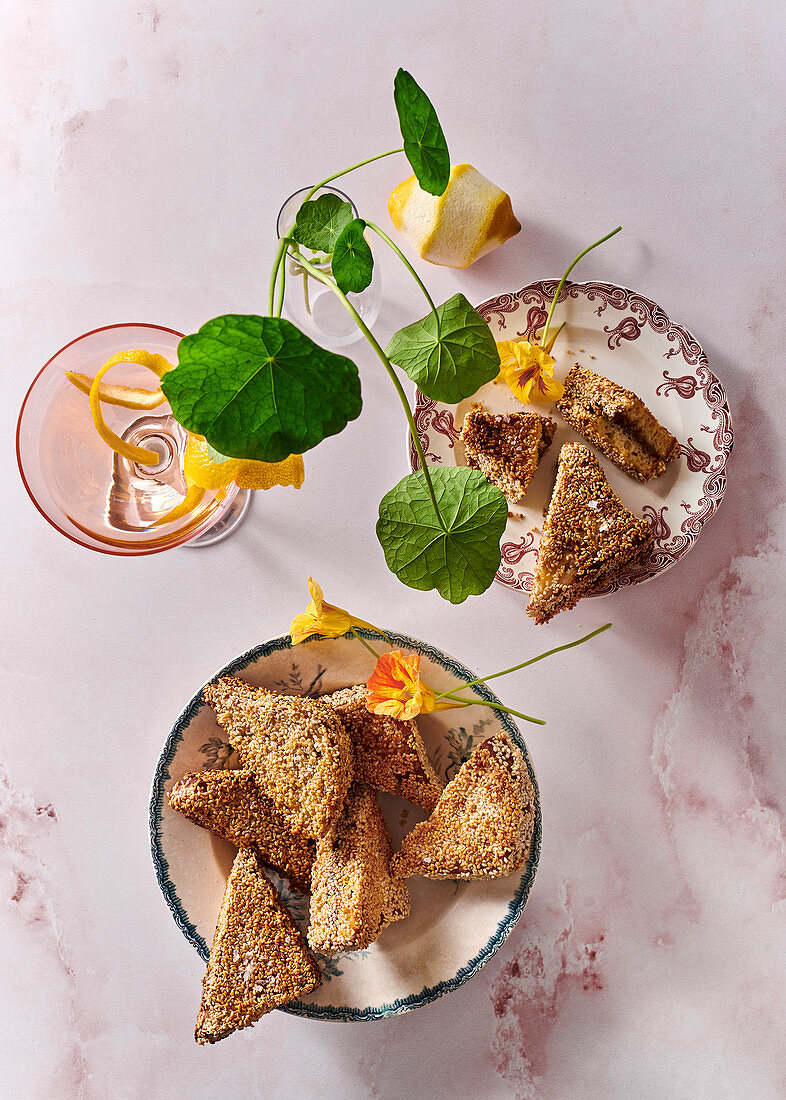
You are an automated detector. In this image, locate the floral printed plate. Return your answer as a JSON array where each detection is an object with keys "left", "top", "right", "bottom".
[
  {"left": 149, "top": 630, "right": 541, "bottom": 1021},
  {"left": 411, "top": 281, "right": 732, "bottom": 596}
]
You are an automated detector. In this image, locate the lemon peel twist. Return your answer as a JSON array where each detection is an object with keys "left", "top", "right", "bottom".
[{"left": 84, "top": 350, "right": 174, "bottom": 465}]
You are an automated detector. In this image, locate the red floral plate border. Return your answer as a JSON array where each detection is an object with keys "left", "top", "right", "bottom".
[{"left": 410, "top": 280, "right": 732, "bottom": 596}]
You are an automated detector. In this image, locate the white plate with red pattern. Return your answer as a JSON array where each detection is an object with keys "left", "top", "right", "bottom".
[{"left": 410, "top": 280, "right": 732, "bottom": 597}]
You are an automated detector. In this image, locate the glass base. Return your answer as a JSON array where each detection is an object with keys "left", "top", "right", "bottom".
[{"left": 184, "top": 488, "right": 253, "bottom": 548}]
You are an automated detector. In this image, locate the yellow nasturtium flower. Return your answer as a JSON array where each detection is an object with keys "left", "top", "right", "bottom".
[
  {"left": 496, "top": 339, "right": 564, "bottom": 405},
  {"left": 290, "top": 578, "right": 356, "bottom": 644}
]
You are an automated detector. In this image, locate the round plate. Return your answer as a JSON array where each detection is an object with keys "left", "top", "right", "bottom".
[
  {"left": 149, "top": 629, "right": 541, "bottom": 1021},
  {"left": 410, "top": 280, "right": 733, "bottom": 596}
]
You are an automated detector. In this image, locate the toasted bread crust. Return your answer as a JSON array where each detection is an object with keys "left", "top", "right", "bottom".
[
  {"left": 460, "top": 403, "right": 556, "bottom": 502},
  {"left": 391, "top": 735, "right": 535, "bottom": 880},
  {"left": 557, "top": 365, "right": 679, "bottom": 482},
  {"left": 308, "top": 782, "right": 410, "bottom": 955},
  {"left": 305, "top": 783, "right": 408, "bottom": 954},
  {"left": 323, "top": 685, "right": 443, "bottom": 811},
  {"left": 169, "top": 770, "right": 315, "bottom": 892},
  {"left": 195, "top": 848, "right": 320, "bottom": 1044},
  {"left": 526, "top": 443, "right": 654, "bottom": 624},
  {"left": 202, "top": 678, "right": 353, "bottom": 839}
]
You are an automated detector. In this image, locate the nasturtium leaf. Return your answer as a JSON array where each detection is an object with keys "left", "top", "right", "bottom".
[
  {"left": 376, "top": 466, "right": 507, "bottom": 603},
  {"left": 332, "top": 218, "right": 374, "bottom": 294},
  {"left": 393, "top": 68, "right": 450, "bottom": 197},
  {"left": 162, "top": 315, "right": 362, "bottom": 462},
  {"left": 385, "top": 293, "right": 501, "bottom": 403},
  {"left": 291, "top": 194, "right": 354, "bottom": 253}
]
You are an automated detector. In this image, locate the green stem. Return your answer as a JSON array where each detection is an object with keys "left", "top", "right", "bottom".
[
  {"left": 289, "top": 248, "right": 447, "bottom": 532},
  {"left": 366, "top": 222, "right": 440, "bottom": 337},
  {"left": 350, "top": 627, "right": 382, "bottom": 660},
  {"left": 438, "top": 690, "right": 546, "bottom": 726},
  {"left": 434, "top": 623, "right": 612, "bottom": 699},
  {"left": 275, "top": 244, "right": 287, "bottom": 318},
  {"left": 268, "top": 236, "right": 289, "bottom": 316},
  {"left": 541, "top": 226, "right": 623, "bottom": 348},
  {"left": 303, "top": 148, "right": 404, "bottom": 204}
]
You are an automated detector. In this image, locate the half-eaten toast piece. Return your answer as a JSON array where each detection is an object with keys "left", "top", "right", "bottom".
[
  {"left": 391, "top": 734, "right": 536, "bottom": 880},
  {"left": 195, "top": 848, "right": 321, "bottom": 1044},
  {"left": 557, "top": 364, "right": 679, "bottom": 482},
  {"left": 526, "top": 443, "right": 654, "bottom": 624},
  {"left": 308, "top": 782, "right": 410, "bottom": 955},
  {"left": 202, "top": 677, "right": 353, "bottom": 839},
  {"left": 169, "top": 770, "right": 315, "bottom": 892},
  {"left": 460, "top": 402, "right": 556, "bottom": 502},
  {"left": 322, "top": 684, "right": 443, "bottom": 811}
]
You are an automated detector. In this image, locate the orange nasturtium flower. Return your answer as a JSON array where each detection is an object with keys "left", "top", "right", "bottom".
[
  {"left": 496, "top": 338, "right": 564, "bottom": 405},
  {"left": 366, "top": 650, "right": 454, "bottom": 721}
]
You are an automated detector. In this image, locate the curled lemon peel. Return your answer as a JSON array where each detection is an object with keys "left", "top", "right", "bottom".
[
  {"left": 183, "top": 435, "right": 305, "bottom": 492},
  {"left": 66, "top": 371, "right": 166, "bottom": 410},
  {"left": 150, "top": 482, "right": 206, "bottom": 527},
  {"left": 85, "top": 350, "right": 175, "bottom": 465}
]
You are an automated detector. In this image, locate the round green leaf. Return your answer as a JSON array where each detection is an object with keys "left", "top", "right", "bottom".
[
  {"left": 291, "top": 194, "right": 354, "bottom": 253},
  {"left": 385, "top": 293, "right": 501, "bottom": 403},
  {"left": 376, "top": 466, "right": 507, "bottom": 603},
  {"left": 161, "top": 314, "right": 362, "bottom": 462},
  {"left": 332, "top": 218, "right": 374, "bottom": 294},
  {"left": 393, "top": 69, "right": 450, "bottom": 197}
]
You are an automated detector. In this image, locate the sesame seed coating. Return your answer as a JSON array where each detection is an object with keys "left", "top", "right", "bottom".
[
  {"left": 322, "top": 685, "right": 443, "bottom": 811},
  {"left": 391, "top": 734, "right": 536, "bottom": 880},
  {"left": 460, "top": 402, "right": 556, "bottom": 502},
  {"left": 195, "top": 848, "right": 320, "bottom": 1045},
  {"left": 202, "top": 677, "right": 353, "bottom": 840},
  {"left": 526, "top": 443, "right": 654, "bottom": 624},
  {"left": 169, "top": 770, "right": 315, "bottom": 892},
  {"left": 308, "top": 782, "right": 410, "bottom": 955},
  {"left": 557, "top": 364, "right": 679, "bottom": 482}
]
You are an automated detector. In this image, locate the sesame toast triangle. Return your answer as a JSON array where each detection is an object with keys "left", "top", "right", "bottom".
[
  {"left": 169, "top": 770, "right": 315, "bottom": 892},
  {"left": 390, "top": 734, "right": 536, "bottom": 880},
  {"left": 557, "top": 364, "right": 679, "bottom": 482},
  {"left": 322, "top": 685, "right": 443, "bottom": 811},
  {"left": 308, "top": 782, "right": 410, "bottom": 955},
  {"left": 202, "top": 677, "right": 353, "bottom": 839},
  {"left": 526, "top": 443, "right": 654, "bottom": 625},
  {"left": 460, "top": 402, "right": 556, "bottom": 502},
  {"left": 195, "top": 848, "right": 321, "bottom": 1044}
]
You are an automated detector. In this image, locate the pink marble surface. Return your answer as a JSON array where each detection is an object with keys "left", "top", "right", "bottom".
[{"left": 3, "top": 1, "right": 786, "bottom": 1096}]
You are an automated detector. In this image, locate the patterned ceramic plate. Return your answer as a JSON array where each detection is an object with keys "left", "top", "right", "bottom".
[
  {"left": 149, "top": 630, "right": 541, "bottom": 1021},
  {"left": 411, "top": 281, "right": 732, "bottom": 596}
]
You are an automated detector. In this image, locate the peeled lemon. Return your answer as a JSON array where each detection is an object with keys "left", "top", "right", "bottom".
[
  {"left": 388, "top": 163, "right": 520, "bottom": 268},
  {"left": 183, "top": 436, "right": 305, "bottom": 492}
]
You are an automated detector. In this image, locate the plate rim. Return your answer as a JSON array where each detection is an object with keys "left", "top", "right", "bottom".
[
  {"left": 409, "top": 278, "right": 733, "bottom": 595},
  {"left": 149, "top": 628, "right": 542, "bottom": 1022}
]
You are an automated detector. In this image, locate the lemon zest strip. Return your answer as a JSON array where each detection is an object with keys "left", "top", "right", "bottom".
[
  {"left": 66, "top": 371, "right": 165, "bottom": 410},
  {"left": 150, "top": 483, "right": 206, "bottom": 527},
  {"left": 87, "top": 351, "right": 174, "bottom": 466}
]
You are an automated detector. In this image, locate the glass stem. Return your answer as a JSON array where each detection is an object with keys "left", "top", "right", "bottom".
[{"left": 288, "top": 248, "right": 447, "bottom": 532}]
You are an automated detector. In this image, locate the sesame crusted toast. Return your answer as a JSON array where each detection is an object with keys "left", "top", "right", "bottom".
[
  {"left": 460, "top": 402, "right": 556, "bottom": 502},
  {"left": 322, "top": 684, "right": 444, "bottom": 811},
  {"left": 390, "top": 735, "right": 536, "bottom": 880},
  {"left": 202, "top": 677, "right": 353, "bottom": 839},
  {"left": 308, "top": 782, "right": 410, "bottom": 955},
  {"left": 526, "top": 443, "right": 654, "bottom": 624},
  {"left": 195, "top": 848, "right": 321, "bottom": 1044},
  {"left": 168, "top": 770, "right": 315, "bottom": 892},
  {"left": 557, "top": 364, "right": 679, "bottom": 482}
]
